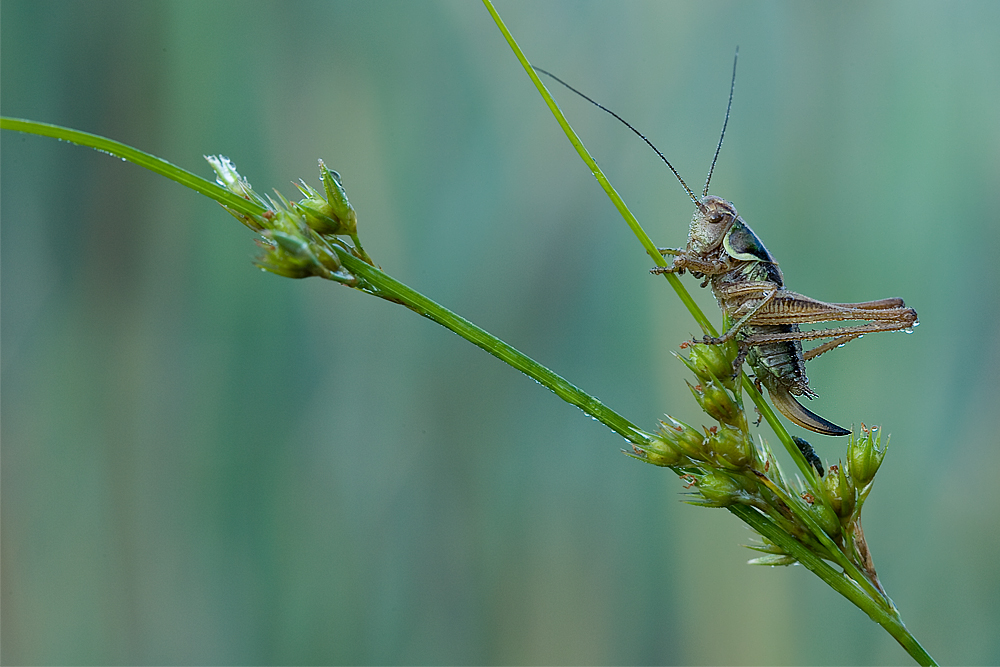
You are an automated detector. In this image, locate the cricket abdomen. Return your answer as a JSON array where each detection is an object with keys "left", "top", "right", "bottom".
[{"left": 745, "top": 324, "right": 812, "bottom": 398}]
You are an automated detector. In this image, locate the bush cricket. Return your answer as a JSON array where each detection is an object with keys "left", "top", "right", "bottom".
[{"left": 536, "top": 55, "right": 918, "bottom": 437}]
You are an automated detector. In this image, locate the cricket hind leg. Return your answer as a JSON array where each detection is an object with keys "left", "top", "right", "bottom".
[
  {"left": 739, "top": 314, "right": 918, "bottom": 350},
  {"left": 804, "top": 333, "right": 863, "bottom": 361},
  {"left": 829, "top": 297, "right": 907, "bottom": 310},
  {"left": 799, "top": 302, "right": 916, "bottom": 360}
]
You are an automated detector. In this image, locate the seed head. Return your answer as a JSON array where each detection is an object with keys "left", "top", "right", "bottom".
[
  {"left": 318, "top": 160, "right": 358, "bottom": 236},
  {"left": 706, "top": 423, "right": 752, "bottom": 469},
  {"left": 848, "top": 424, "right": 887, "bottom": 488},
  {"left": 657, "top": 415, "right": 708, "bottom": 461},
  {"left": 685, "top": 341, "right": 737, "bottom": 390},
  {"left": 802, "top": 491, "right": 841, "bottom": 538},
  {"left": 693, "top": 472, "right": 745, "bottom": 507},
  {"left": 823, "top": 464, "right": 857, "bottom": 519},
  {"left": 687, "top": 379, "right": 745, "bottom": 430}
]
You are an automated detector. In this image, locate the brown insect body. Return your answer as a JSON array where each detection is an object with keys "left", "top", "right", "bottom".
[{"left": 660, "top": 195, "right": 917, "bottom": 436}]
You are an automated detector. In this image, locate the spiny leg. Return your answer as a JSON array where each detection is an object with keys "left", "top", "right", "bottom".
[
  {"left": 829, "top": 297, "right": 907, "bottom": 310},
  {"left": 803, "top": 334, "right": 863, "bottom": 361},
  {"left": 657, "top": 247, "right": 682, "bottom": 257},
  {"left": 749, "top": 291, "right": 918, "bottom": 327},
  {"left": 739, "top": 318, "right": 917, "bottom": 348},
  {"left": 732, "top": 341, "right": 751, "bottom": 379}
]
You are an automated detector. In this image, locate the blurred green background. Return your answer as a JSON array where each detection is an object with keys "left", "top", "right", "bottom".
[{"left": 3, "top": 1, "right": 999, "bottom": 664}]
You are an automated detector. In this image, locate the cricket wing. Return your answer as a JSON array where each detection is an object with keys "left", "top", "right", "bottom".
[{"left": 768, "top": 384, "right": 850, "bottom": 436}]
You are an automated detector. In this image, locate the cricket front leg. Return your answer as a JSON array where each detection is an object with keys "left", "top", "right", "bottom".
[
  {"left": 656, "top": 247, "right": 683, "bottom": 257},
  {"left": 650, "top": 250, "right": 730, "bottom": 277},
  {"left": 650, "top": 248, "right": 685, "bottom": 275}
]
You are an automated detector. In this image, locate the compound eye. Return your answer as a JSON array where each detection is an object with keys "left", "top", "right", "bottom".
[{"left": 709, "top": 213, "right": 725, "bottom": 224}]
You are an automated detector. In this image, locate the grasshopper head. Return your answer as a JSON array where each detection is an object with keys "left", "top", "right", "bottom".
[{"left": 687, "top": 195, "right": 738, "bottom": 256}]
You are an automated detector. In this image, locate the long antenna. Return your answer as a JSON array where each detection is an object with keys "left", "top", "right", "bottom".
[
  {"left": 703, "top": 47, "right": 739, "bottom": 197},
  {"left": 533, "top": 65, "right": 705, "bottom": 212}
]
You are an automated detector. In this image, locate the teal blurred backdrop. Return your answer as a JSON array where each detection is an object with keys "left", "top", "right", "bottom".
[{"left": 3, "top": 1, "right": 999, "bottom": 664}]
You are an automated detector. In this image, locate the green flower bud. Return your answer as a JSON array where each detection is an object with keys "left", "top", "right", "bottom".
[
  {"left": 287, "top": 163, "right": 359, "bottom": 237},
  {"left": 254, "top": 256, "right": 313, "bottom": 279},
  {"left": 823, "top": 464, "right": 856, "bottom": 519},
  {"left": 696, "top": 472, "right": 744, "bottom": 507},
  {"left": 312, "top": 244, "right": 343, "bottom": 273},
  {"left": 633, "top": 437, "right": 685, "bottom": 467},
  {"left": 270, "top": 230, "right": 312, "bottom": 257},
  {"left": 706, "top": 424, "right": 752, "bottom": 469},
  {"left": 687, "top": 379, "right": 745, "bottom": 429},
  {"left": 686, "top": 342, "right": 737, "bottom": 389},
  {"left": 298, "top": 197, "right": 349, "bottom": 236},
  {"left": 204, "top": 155, "right": 273, "bottom": 232},
  {"left": 319, "top": 160, "right": 358, "bottom": 236},
  {"left": 658, "top": 416, "right": 707, "bottom": 460},
  {"left": 206, "top": 154, "right": 253, "bottom": 199},
  {"left": 848, "top": 424, "right": 887, "bottom": 488},
  {"left": 802, "top": 492, "right": 841, "bottom": 538},
  {"left": 256, "top": 230, "right": 328, "bottom": 279}
]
